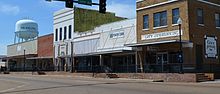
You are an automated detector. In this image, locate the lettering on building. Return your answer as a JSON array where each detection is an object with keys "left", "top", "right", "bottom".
[
  {"left": 109, "top": 31, "right": 125, "bottom": 39},
  {"left": 205, "top": 36, "right": 218, "bottom": 59},
  {"left": 141, "top": 30, "right": 182, "bottom": 40}
]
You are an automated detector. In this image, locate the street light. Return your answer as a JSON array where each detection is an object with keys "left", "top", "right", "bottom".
[
  {"left": 23, "top": 48, "right": 26, "bottom": 71},
  {"left": 177, "top": 18, "right": 183, "bottom": 74}
]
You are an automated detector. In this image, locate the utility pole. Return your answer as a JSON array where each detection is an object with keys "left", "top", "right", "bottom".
[{"left": 46, "top": 0, "right": 107, "bottom": 13}]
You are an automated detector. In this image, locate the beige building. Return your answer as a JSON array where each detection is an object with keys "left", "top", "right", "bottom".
[{"left": 134, "top": 0, "right": 220, "bottom": 73}]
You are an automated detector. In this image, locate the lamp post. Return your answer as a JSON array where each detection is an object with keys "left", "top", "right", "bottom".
[
  {"left": 23, "top": 48, "right": 26, "bottom": 71},
  {"left": 177, "top": 18, "right": 183, "bottom": 74}
]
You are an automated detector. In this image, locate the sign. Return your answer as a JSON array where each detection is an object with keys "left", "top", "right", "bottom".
[
  {"left": 205, "top": 36, "right": 218, "bottom": 59},
  {"left": 109, "top": 31, "right": 124, "bottom": 39},
  {"left": 141, "top": 30, "right": 182, "bottom": 40},
  {"left": 60, "top": 44, "right": 67, "bottom": 56},
  {"left": 78, "top": 0, "right": 92, "bottom": 5}
]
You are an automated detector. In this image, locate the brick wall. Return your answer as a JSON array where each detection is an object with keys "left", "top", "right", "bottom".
[{"left": 38, "top": 34, "right": 54, "bottom": 57}]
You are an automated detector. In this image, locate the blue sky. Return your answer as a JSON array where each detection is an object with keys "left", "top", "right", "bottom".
[{"left": 0, "top": 0, "right": 136, "bottom": 55}]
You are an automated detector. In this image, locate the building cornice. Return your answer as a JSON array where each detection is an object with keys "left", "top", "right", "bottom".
[
  {"left": 136, "top": 0, "right": 179, "bottom": 11},
  {"left": 136, "top": 0, "right": 143, "bottom": 3},
  {"left": 197, "top": 0, "right": 220, "bottom": 7}
]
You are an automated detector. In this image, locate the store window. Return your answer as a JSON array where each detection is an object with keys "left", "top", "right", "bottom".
[
  {"left": 172, "top": 8, "right": 180, "bottom": 24},
  {"left": 215, "top": 13, "right": 220, "bottom": 27},
  {"left": 69, "top": 25, "right": 72, "bottom": 39},
  {"left": 64, "top": 26, "right": 67, "bottom": 40},
  {"left": 154, "top": 11, "right": 167, "bottom": 27},
  {"left": 197, "top": 8, "right": 204, "bottom": 25},
  {"left": 59, "top": 28, "right": 62, "bottom": 40},
  {"left": 143, "top": 15, "right": 149, "bottom": 29},
  {"left": 55, "top": 28, "right": 58, "bottom": 41}
]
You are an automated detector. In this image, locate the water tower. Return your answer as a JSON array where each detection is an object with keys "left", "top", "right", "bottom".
[{"left": 14, "top": 19, "right": 39, "bottom": 43}]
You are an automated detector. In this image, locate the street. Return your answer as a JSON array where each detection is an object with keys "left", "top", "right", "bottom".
[{"left": 0, "top": 74, "right": 219, "bottom": 94}]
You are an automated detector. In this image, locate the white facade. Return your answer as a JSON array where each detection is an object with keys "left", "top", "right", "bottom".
[
  {"left": 97, "top": 19, "right": 136, "bottom": 53},
  {"left": 7, "top": 40, "right": 37, "bottom": 57},
  {"left": 53, "top": 8, "right": 74, "bottom": 58},
  {"left": 73, "top": 30, "right": 100, "bottom": 56}
]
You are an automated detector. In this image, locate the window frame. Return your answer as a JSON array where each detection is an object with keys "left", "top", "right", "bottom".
[
  {"left": 197, "top": 8, "right": 204, "bottom": 25},
  {"left": 172, "top": 8, "right": 180, "bottom": 24},
  {"left": 153, "top": 11, "right": 167, "bottom": 28},
  {"left": 64, "top": 26, "right": 67, "bottom": 40},
  {"left": 55, "top": 28, "right": 58, "bottom": 41},
  {"left": 59, "top": 27, "right": 62, "bottom": 40},
  {"left": 143, "top": 14, "right": 149, "bottom": 30},
  {"left": 215, "top": 13, "right": 220, "bottom": 28},
  {"left": 68, "top": 25, "right": 72, "bottom": 39}
]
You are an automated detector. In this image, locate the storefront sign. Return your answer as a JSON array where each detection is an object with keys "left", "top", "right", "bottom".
[
  {"left": 205, "top": 36, "right": 218, "bottom": 59},
  {"left": 110, "top": 31, "right": 124, "bottom": 39},
  {"left": 60, "top": 44, "right": 67, "bottom": 56},
  {"left": 141, "top": 30, "right": 182, "bottom": 40}
]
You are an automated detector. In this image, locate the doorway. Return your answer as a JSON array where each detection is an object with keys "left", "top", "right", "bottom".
[{"left": 157, "top": 52, "right": 168, "bottom": 72}]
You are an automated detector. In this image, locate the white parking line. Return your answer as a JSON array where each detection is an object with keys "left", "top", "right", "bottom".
[
  {"left": 0, "top": 84, "right": 26, "bottom": 93},
  {"left": 0, "top": 79, "right": 28, "bottom": 93}
]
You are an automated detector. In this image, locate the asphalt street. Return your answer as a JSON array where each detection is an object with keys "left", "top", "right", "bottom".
[{"left": 0, "top": 74, "right": 219, "bottom": 94}]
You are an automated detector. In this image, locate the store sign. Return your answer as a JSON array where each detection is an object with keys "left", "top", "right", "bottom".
[
  {"left": 141, "top": 30, "right": 182, "bottom": 40},
  {"left": 60, "top": 44, "right": 67, "bottom": 56},
  {"left": 205, "top": 36, "right": 218, "bottom": 59},
  {"left": 109, "top": 31, "right": 124, "bottom": 39}
]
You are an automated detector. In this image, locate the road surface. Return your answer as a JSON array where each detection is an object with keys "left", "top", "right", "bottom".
[{"left": 0, "top": 74, "right": 219, "bottom": 94}]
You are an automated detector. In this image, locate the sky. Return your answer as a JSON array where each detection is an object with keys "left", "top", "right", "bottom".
[{"left": 0, "top": 0, "right": 136, "bottom": 55}]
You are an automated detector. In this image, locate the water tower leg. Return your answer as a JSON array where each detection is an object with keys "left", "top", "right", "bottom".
[{"left": 14, "top": 33, "right": 16, "bottom": 44}]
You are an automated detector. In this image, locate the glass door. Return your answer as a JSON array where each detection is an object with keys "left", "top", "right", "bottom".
[{"left": 157, "top": 52, "right": 168, "bottom": 72}]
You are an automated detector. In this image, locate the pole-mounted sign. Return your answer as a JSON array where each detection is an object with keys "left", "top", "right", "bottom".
[{"left": 46, "top": 0, "right": 106, "bottom": 13}]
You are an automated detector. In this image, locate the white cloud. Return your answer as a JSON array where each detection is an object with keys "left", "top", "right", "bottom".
[
  {"left": 0, "top": 3, "right": 20, "bottom": 15},
  {"left": 107, "top": 2, "right": 136, "bottom": 18}
]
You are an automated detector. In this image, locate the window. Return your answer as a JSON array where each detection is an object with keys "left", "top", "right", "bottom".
[
  {"left": 197, "top": 8, "right": 204, "bottom": 25},
  {"left": 55, "top": 29, "right": 58, "bottom": 41},
  {"left": 64, "top": 26, "right": 67, "bottom": 40},
  {"left": 172, "top": 8, "right": 180, "bottom": 24},
  {"left": 143, "top": 15, "right": 149, "bottom": 29},
  {"left": 59, "top": 28, "right": 62, "bottom": 40},
  {"left": 69, "top": 25, "right": 72, "bottom": 39},
  {"left": 215, "top": 13, "right": 220, "bottom": 27},
  {"left": 154, "top": 11, "right": 167, "bottom": 27}
]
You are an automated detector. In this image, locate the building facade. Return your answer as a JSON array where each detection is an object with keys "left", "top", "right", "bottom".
[
  {"left": 136, "top": 0, "right": 220, "bottom": 73},
  {"left": 7, "top": 40, "right": 38, "bottom": 71},
  {"left": 7, "top": 33, "right": 54, "bottom": 71},
  {"left": 53, "top": 7, "right": 125, "bottom": 72},
  {"left": 53, "top": 8, "right": 74, "bottom": 71},
  {"left": 27, "top": 34, "right": 54, "bottom": 71},
  {"left": 97, "top": 19, "right": 137, "bottom": 73}
]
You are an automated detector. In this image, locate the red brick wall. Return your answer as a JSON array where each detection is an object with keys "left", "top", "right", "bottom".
[{"left": 37, "top": 34, "right": 54, "bottom": 57}]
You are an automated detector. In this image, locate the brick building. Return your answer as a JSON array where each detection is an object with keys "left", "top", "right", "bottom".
[
  {"left": 32, "top": 34, "right": 54, "bottom": 71},
  {"left": 7, "top": 34, "right": 54, "bottom": 71},
  {"left": 134, "top": 0, "right": 220, "bottom": 73}
]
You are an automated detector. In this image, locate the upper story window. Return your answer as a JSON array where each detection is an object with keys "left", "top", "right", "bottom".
[
  {"left": 143, "top": 15, "right": 149, "bottom": 29},
  {"left": 197, "top": 8, "right": 204, "bottom": 25},
  {"left": 154, "top": 11, "right": 167, "bottom": 27},
  {"left": 64, "top": 26, "right": 67, "bottom": 40},
  {"left": 215, "top": 13, "right": 220, "bottom": 27},
  {"left": 69, "top": 25, "right": 72, "bottom": 39},
  {"left": 59, "top": 28, "right": 62, "bottom": 40},
  {"left": 55, "top": 29, "right": 58, "bottom": 41},
  {"left": 172, "top": 8, "right": 180, "bottom": 24}
]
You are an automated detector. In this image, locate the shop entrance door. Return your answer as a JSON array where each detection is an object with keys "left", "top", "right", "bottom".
[{"left": 157, "top": 53, "right": 168, "bottom": 72}]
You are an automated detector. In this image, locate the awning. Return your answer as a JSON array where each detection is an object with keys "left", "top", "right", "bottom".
[
  {"left": 125, "top": 40, "right": 190, "bottom": 47},
  {"left": 74, "top": 50, "right": 132, "bottom": 57},
  {"left": 27, "top": 56, "right": 53, "bottom": 60},
  {"left": 6, "top": 54, "right": 37, "bottom": 59}
]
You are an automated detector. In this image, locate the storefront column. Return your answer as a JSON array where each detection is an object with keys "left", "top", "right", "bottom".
[
  {"left": 135, "top": 51, "right": 138, "bottom": 73},
  {"left": 138, "top": 52, "right": 144, "bottom": 73},
  {"left": 99, "top": 55, "right": 103, "bottom": 66}
]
